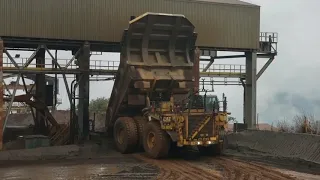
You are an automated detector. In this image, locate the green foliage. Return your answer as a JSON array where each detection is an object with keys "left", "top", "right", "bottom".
[
  {"left": 89, "top": 97, "right": 109, "bottom": 113},
  {"left": 228, "top": 116, "right": 236, "bottom": 122}
]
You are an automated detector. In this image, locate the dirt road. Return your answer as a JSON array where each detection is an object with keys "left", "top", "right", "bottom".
[
  {"left": 135, "top": 154, "right": 298, "bottom": 180},
  {"left": 0, "top": 151, "right": 318, "bottom": 180}
]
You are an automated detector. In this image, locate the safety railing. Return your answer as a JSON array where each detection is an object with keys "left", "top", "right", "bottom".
[
  {"left": 2, "top": 57, "right": 120, "bottom": 71},
  {"left": 2, "top": 57, "right": 246, "bottom": 78},
  {"left": 260, "top": 32, "right": 278, "bottom": 43},
  {"left": 200, "top": 63, "right": 246, "bottom": 77},
  {"left": 259, "top": 32, "right": 278, "bottom": 53}
]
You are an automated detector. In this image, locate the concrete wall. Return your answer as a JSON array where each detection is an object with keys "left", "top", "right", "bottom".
[{"left": 226, "top": 130, "right": 320, "bottom": 164}]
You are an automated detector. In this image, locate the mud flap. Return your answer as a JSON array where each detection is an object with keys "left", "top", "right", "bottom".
[{"left": 166, "top": 131, "right": 178, "bottom": 142}]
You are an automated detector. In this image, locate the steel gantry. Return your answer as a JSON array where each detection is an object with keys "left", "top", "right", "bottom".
[
  {"left": 200, "top": 32, "right": 278, "bottom": 129},
  {"left": 0, "top": 32, "right": 278, "bottom": 149},
  {"left": 0, "top": 38, "right": 96, "bottom": 148}
]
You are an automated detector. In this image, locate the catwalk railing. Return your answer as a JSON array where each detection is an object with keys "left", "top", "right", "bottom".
[{"left": 2, "top": 57, "right": 246, "bottom": 78}]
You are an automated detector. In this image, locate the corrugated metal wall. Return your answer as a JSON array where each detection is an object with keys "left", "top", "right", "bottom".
[{"left": 0, "top": 0, "right": 260, "bottom": 50}]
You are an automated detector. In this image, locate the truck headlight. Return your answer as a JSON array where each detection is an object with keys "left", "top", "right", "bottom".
[{"left": 162, "top": 116, "right": 171, "bottom": 122}]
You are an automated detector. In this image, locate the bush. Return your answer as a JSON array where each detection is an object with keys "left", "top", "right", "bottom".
[{"left": 275, "top": 112, "right": 320, "bottom": 135}]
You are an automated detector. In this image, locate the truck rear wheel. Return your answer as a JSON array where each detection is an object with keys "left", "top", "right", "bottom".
[
  {"left": 134, "top": 117, "right": 147, "bottom": 150},
  {"left": 113, "top": 117, "right": 138, "bottom": 154},
  {"left": 143, "top": 121, "right": 170, "bottom": 159}
]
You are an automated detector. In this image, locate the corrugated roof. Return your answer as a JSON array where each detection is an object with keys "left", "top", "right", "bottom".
[{"left": 182, "top": 0, "right": 258, "bottom": 7}]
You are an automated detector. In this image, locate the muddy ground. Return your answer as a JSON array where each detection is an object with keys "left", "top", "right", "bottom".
[
  {"left": 0, "top": 139, "right": 319, "bottom": 180},
  {"left": 0, "top": 151, "right": 319, "bottom": 180}
]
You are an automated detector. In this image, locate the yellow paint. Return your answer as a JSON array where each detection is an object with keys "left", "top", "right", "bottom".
[
  {"left": 191, "top": 115, "right": 211, "bottom": 139},
  {"left": 178, "top": 137, "right": 219, "bottom": 146}
]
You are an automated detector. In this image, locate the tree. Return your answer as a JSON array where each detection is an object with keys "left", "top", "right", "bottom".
[{"left": 89, "top": 97, "right": 109, "bottom": 113}]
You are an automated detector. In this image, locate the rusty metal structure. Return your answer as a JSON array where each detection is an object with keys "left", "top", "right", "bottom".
[{"left": 0, "top": 40, "right": 101, "bottom": 148}]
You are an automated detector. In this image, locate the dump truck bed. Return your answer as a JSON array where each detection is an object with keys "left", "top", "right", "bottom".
[{"left": 106, "top": 13, "right": 198, "bottom": 129}]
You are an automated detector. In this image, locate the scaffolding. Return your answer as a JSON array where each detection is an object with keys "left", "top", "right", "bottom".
[{"left": 0, "top": 39, "right": 94, "bottom": 149}]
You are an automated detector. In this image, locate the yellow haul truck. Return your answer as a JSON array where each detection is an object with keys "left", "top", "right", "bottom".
[{"left": 105, "top": 12, "right": 229, "bottom": 159}]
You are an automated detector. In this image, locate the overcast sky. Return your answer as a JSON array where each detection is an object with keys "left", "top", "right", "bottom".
[{"left": 4, "top": 0, "right": 320, "bottom": 125}]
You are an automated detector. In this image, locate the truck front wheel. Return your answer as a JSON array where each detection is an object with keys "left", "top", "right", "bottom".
[
  {"left": 113, "top": 117, "right": 138, "bottom": 154},
  {"left": 143, "top": 121, "right": 170, "bottom": 159}
]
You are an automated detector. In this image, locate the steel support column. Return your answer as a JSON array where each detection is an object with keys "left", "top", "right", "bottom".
[
  {"left": 35, "top": 47, "right": 47, "bottom": 134},
  {"left": 244, "top": 52, "right": 257, "bottom": 129},
  {"left": 78, "top": 42, "right": 90, "bottom": 141},
  {"left": 240, "top": 78, "right": 246, "bottom": 124},
  {"left": 194, "top": 48, "right": 200, "bottom": 93},
  {"left": 0, "top": 39, "right": 3, "bottom": 150}
]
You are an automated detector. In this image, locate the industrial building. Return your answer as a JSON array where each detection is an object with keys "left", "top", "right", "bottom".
[{"left": 0, "top": 0, "right": 277, "bottom": 149}]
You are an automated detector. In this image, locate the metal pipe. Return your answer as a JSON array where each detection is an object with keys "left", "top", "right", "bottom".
[
  {"left": 70, "top": 79, "right": 78, "bottom": 144},
  {"left": 54, "top": 50, "right": 58, "bottom": 111}
]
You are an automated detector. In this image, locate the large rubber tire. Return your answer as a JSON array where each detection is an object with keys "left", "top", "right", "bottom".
[
  {"left": 113, "top": 117, "right": 138, "bottom": 154},
  {"left": 168, "top": 142, "right": 182, "bottom": 158},
  {"left": 134, "top": 116, "right": 147, "bottom": 150},
  {"left": 143, "top": 121, "right": 170, "bottom": 159}
]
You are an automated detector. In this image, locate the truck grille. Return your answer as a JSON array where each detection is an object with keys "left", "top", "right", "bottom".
[{"left": 186, "top": 115, "right": 214, "bottom": 138}]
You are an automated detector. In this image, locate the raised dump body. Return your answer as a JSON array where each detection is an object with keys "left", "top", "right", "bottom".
[
  {"left": 106, "top": 13, "right": 197, "bottom": 130},
  {"left": 106, "top": 12, "right": 228, "bottom": 159}
]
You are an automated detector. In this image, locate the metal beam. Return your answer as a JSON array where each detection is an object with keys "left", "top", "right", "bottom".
[
  {"left": 0, "top": 39, "right": 3, "bottom": 150},
  {"left": 200, "top": 54, "right": 245, "bottom": 61},
  {"left": 256, "top": 57, "right": 274, "bottom": 80},
  {"left": 45, "top": 46, "right": 72, "bottom": 104},
  {"left": 240, "top": 78, "right": 246, "bottom": 124},
  {"left": 3, "top": 74, "right": 21, "bottom": 134},
  {"left": 23, "top": 46, "right": 41, "bottom": 67},
  {"left": 244, "top": 52, "right": 257, "bottom": 129},
  {"left": 2, "top": 80, "right": 12, "bottom": 96},
  {"left": 35, "top": 47, "right": 47, "bottom": 135},
  {"left": 3, "top": 67, "right": 246, "bottom": 78},
  {"left": 78, "top": 42, "right": 90, "bottom": 141},
  {"left": 21, "top": 75, "right": 36, "bottom": 127},
  {"left": 200, "top": 71, "right": 245, "bottom": 78},
  {"left": 3, "top": 49, "right": 20, "bottom": 68},
  {"left": 202, "top": 56, "right": 215, "bottom": 72},
  {"left": 65, "top": 48, "right": 81, "bottom": 69},
  {"left": 2, "top": 67, "right": 115, "bottom": 75}
]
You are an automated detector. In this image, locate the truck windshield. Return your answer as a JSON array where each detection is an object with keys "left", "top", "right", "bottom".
[
  {"left": 190, "top": 95, "right": 204, "bottom": 109},
  {"left": 205, "top": 96, "right": 218, "bottom": 112}
]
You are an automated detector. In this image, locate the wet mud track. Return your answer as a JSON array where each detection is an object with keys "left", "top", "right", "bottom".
[
  {"left": 0, "top": 152, "right": 318, "bottom": 180},
  {"left": 135, "top": 154, "right": 297, "bottom": 180},
  {"left": 0, "top": 155, "right": 159, "bottom": 180}
]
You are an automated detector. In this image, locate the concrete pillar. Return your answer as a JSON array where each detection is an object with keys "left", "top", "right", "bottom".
[
  {"left": 244, "top": 51, "right": 257, "bottom": 129},
  {"left": 78, "top": 42, "right": 90, "bottom": 141},
  {"left": 35, "top": 47, "right": 46, "bottom": 135},
  {"left": 0, "top": 39, "right": 3, "bottom": 150}
]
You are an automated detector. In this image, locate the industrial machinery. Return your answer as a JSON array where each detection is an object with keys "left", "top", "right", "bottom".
[{"left": 105, "top": 12, "right": 229, "bottom": 159}]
